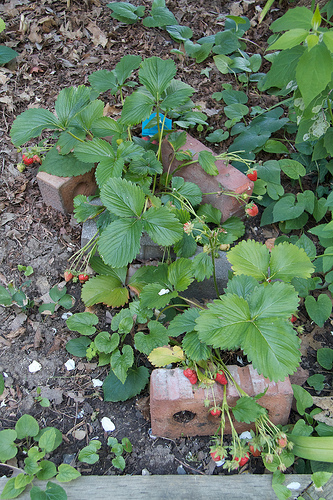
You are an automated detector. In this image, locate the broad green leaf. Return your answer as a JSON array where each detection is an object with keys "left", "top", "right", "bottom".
[
  {"left": 107, "top": 2, "right": 143, "bottom": 23},
  {"left": 317, "top": 347, "right": 333, "bottom": 370},
  {"left": 111, "top": 309, "right": 133, "bottom": 333},
  {"left": 0, "top": 46, "right": 18, "bottom": 66},
  {"left": 121, "top": 88, "right": 154, "bottom": 125},
  {"left": 270, "top": 6, "right": 313, "bottom": 31},
  {"left": 39, "top": 428, "right": 56, "bottom": 453},
  {"left": 227, "top": 239, "right": 270, "bottom": 281},
  {"left": 139, "top": 57, "right": 176, "bottom": 98},
  {"left": 142, "top": 7, "right": 178, "bottom": 28},
  {"left": 220, "top": 89, "right": 248, "bottom": 105},
  {"left": 134, "top": 321, "right": 169, "bottom": 355},
  {"left": 167, "top": 308, "right": 200, "bottom": 337},
  {"left": 122, "top": 437, "right": 132, "bottom": 453},
  {"left": 305, "top": 294, "right": 332, "bottom": 327},
  {"left": 232, "top": 396, "right": 266, "bottom": 423},
  {"left": 0, "top": 429, "right": 17, "bottom": 462},
  {"left": 263, "top": 139, "right": 289, "bottom": 154},
  {"left": 98, "top": 218, "right": 143, "bottom": 268},
  {"left": 148, "top": 346, "right": 185, "bottom": 367},
  {"left": 184, "top": 40, "right": 213, "bottom": 63},
  {"left": 225, "top": 274, "right": 259, "bottom": 299},
  {"left": 295, "top": 234, "right": 316, "bottom": 260},
  {"left": 205, "top": 129, "right": 229, "bottom": 143},
  {"left": 103, "top": 366, "right": 149, "bottom": 401},
  {"left": 35, "top": 427, "right": 62, "bottom": 452},
  {"left": 322, "top": 246, "right": 333, "bottom": 273},
  {"left": 91, "top": 116, "right": 124, "bottom": 138},
  {"left": 78, "top": 441, "right": 101, "bottom": 464},
  {"left": 182, "top": 331, "right": 211, "bottom": 362},
  {"left": 279, "top": 159, "right": 306, "bottom": 179},
  {"left": 66, "top": 312, "right": 98, "bottom": 336},
  {"left": 272, "top": 194, "right": 306, "bottom": 222},
  {"left": 168, "top": 258, "right": 194, "bottom": 291},
  {"left": 89, "top": 257, "right": 127, "bottom": 282},
  {"left": 88, "top": 69, "right": 118, "bottom": 93},
  {"left": 213, "top": 31, "right": 241, "bottom": 55},
  {"left": 56, "top": 464, "right": 81, "bottom": 482},
  {"left": 270, "top": 242, "right": 314, "bottom": 281},
  {"left": 0, "top": 477, "right": 25, "bottom": 499},
  {"left": 81, "top": 275, "right": 129, "bottom": 307},
  {"left": 292, "top": 384, "right": 313, "bottom": 415},
  {"left": 291, "top": 418, "right": 313, "bottom": 437},
  {"left": 139, "top": 283, "right": 178, "bottom": 309},
  {"left": 49, "top": 285, "right": 66, "bottom": 303},
  {"left": 323, "top": 31, "right": 333, "bottom": 52},
  {"left": 143, "top": 207, "right": 183, "bottom": 245},
  {"left": 95, "top": 331, "right": 119, "bottom": 354},
  {"left": 195, "top": 294, "right": 250, "bottom": 349},
  {"left": 36, "top": 460, "right": 57, "bottom": 481},
  {"left": 167, "top": 177, "right": 202, "bottom": 207},
  {"left": 23, "top": 458, "right": 41, "bottom": 476},
  {"left": 111, "top": 345, "right": 134, "bottom": 383},
  {"left": 248, "top": 282, "right": 299, "bottom": 319},
  {"left": 261, "top": 46, "right": 304, "bottom": 91},
  {"left": 73, "top": 195, "right": 103, "bottom": 223},
  {"left": 39, "top": 147, "right": 94, "bottom": 177},
  {"left": 101, "top": 177, "right": 145, "bottom": 218},
  {"left": 269, "top": 29, "right": 308, "bottom": 51},
  {"left": 166, "top": 25, "right": 193, "bottom": 42},
  {"left": 55, "top": 85, "right": 92, "bottom": 127},
  {"left": 0, "top": 285, "right": 12, "bottom": 306},
  {"left": 214, "top": 54, "right": 233, "bottom": 74},
  {"left": 74, "top": 138, "right": 115, "bottom": 164},
  {"left": 224, "top": 103, "right": 249, "bottom": 120},
  {"left": 307, "top": 374, "right": 325, "bottom": 391},
  {"left": 15, "top": 414, "right": 39, "bottom": 439},
  {"left": 196, "top": 204, "right": 222, "bottom": 225},
  {"left": 112, "top": 455, "right": 126, "bottom": 471},
  {"left": 197, "top": 150, "right": 218, "bottom": 176},
  {"left": 192, "top": 251, "right": 214, "bottom": 282},
  {"left": 296, "top": 44, "right": 333, "bottom": 108},
  {"left": 66, "top": 337, "right": 91, "bottom": 357},
  {"left": 115, "top": 54, "right": 142, "bottom": 84},
  {"left": 76, "top": 100, "right": 104, "bottom": 130},
  {"left": 10, "top": 108, "right": 60, "bottom": 147}
]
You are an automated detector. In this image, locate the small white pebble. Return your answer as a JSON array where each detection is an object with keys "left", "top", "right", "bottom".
[
  {"left": 28, "top": 361, "right": 42, "bottom": 373},
  {"left": 101, "top": 417, "right": 115, "bottom": 432},
  {"left": 142, "top": 469, "right": 151, "bottom": 476},
  {"left": 3, "top": 372, "right": 8, "bottom": 378},
  {"left": 239, "top": 431, "right": 252, "bottom": 441},
  {"left": 287, "top": 482, "right": 301, "bottom": 490},
  {"left": 158, "top": 288, "right": 170, "bottom": 296},
  {"left": 92, "top": 379, "right": 103, "bottom": 387},
  {"left": 148, "top": 428, "right": 157, "bottom": 439},
  {"left": 77, "top": 410, "right": 85, "bottom": 418},
  {"left": 64, "top": 359, "right": 75, "bottom": 371},
  {"left": 61, "top": 312, "right": 73, "bottom": 320},
  {"left": 215, "top": 458, "right": 225, "bottom": 467}
]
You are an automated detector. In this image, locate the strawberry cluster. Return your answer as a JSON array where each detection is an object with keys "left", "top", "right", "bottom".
[{"left": 183, "top": 368, "right": 197, "bottom": 385}]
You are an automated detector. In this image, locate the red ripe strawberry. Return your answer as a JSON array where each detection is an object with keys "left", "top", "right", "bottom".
[
  {"left": 183, "top": 368, "right": 197, "bottom": 384},
  {"left": 189, "top": 373, "right": 198, "bottom": 385},
  {"left": 142, "top": 136, "right": 149, "bottom": 141},
  {"left": 210, "top": 408, "right": 221, "bottom": 417},
  {"left": 23, "top": 156, "right": 34, "bottom": 165},
  {"left": 215, "top": 371, "right": 228, "bottom": 385},
  {"left": 235, "top": 453, "right": 249, "bottom": 467},
  {"left": 247, "top": 170, "right": 257, "bottom": 181},
  {"left": 32, "top": 154, "right": 41, "bottom": 164},
  {"left": 277, "top": 433, "right": 287, "bottom": 448},
  {"left": 245, "top": 203, "right": 259, "bottom": 217},
  {"left": 290, "top": 314, "right": 297, "bottom": 323},
  {"left": 64, "top": 271, "right": 73, "bottom": 282},
  {"left": 210, "top": 451, "right": 223, "bottom": 462},
  {"left": 78, "top": 274, "right": 89, "bottom": 283},
  {"left": 249, "top": 444, "right": 261, "bottom": 457}
]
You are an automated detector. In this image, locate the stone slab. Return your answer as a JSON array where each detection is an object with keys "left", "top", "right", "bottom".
[
  {"left": 161, "top": 133, "right": 253, "bottom": 221},
  {"left": 150, "top": 367, "right": 293, "bottom": 439}
]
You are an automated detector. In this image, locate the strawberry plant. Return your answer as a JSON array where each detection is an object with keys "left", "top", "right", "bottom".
[{"left": 0, "top": 18, "right": 18, "bottom": 66}]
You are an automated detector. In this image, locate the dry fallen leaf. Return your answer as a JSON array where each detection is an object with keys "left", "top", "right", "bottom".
[
  {"left": 265, "top": 238, "right": 276, "bottom": 251},
  {"left": 312, "top": 396, "right": 333, "bottom": 426},
  {"left": 86, "top": 22, "right": 108, "bottom": 47}
]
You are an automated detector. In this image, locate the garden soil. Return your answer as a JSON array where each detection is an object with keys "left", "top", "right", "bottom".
[{"left": 0, "top": 0, "right": 332, "bottom": 479}]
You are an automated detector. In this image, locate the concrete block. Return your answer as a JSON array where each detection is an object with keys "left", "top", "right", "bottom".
[
  {"left": 36, "top": 170, "right": 97, "bottom": 214},
  {"left": 161, "top": 134, "right": 253, "bottom": 221},
  {"left": 150, "top": 367, "right": 293, "bottom": 439}
]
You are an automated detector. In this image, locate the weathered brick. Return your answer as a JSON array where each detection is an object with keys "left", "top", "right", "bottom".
[
  {"left": 161, "top": 134, "right": 253, "bottom": 221},
  {"left": 150, "top": 367, "right": 293, "bottom": 439},
  {"left": 36, "top": 170, "right": 97, "bottom": 214}
]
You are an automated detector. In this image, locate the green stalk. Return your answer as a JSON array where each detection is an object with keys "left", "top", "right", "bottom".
[{"left": 288, "top": 436, "right": 333, "bottom": 462}]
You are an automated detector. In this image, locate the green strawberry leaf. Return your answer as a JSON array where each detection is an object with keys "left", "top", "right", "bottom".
[
  {"left": 182, "top": 331, "right": 211, "bottom": 362},
  {"left": 81, "top": 275, "right": 129, "bottom": 308},
  {"left": 10, "top": 108, "right": 60, "bottom": 147},
  {"left": 142, "top": 206, "right": 183, "bottom": 246},
  {"left": 227, "top": 239, "right": 270, "bottom": 281},
  {"left": 101, "top": 177, "right": 145, "bottom": 218},
  {"left": 167, "top": 258, "right": 194, "bottom": 292},
  {"left": 269, "top": 242, "right": 314, "bottom": 281},
  {"left": 139, "top": 283, "right": 178, "bottom": 309},
  {"left": 98, "top": 218, "right": 143, "bottom": 268},
  {"left": 232, "top": 396, "right": 266, "bottom": 424}
]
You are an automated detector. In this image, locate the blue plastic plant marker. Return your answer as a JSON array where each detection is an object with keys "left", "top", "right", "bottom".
[{"left": 142, "top": 113, "right": 172, "bottom": 136}]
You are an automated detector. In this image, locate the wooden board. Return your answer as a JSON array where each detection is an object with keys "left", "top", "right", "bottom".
[{"left": 1, "top": 474, "right": 332, "bottom": 500}]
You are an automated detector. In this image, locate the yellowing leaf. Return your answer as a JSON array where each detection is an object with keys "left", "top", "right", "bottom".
[{"left": 148, "top": 346, "right": 185, "bottom": 367}]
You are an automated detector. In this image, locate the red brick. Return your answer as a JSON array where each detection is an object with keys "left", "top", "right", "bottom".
[
  {"left": 161, "top": 134, "right": 253, "bottom": 221},
  {"left": 150, "top": 367, "right": 293, "bottom": 439},
  {"left": 36, "top": 170, "right": 97, "bottom": 214}
]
